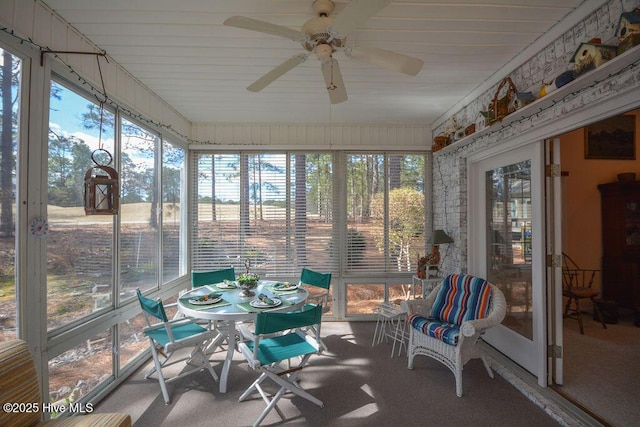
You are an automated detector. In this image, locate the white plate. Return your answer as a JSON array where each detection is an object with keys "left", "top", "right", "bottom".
[
  {"left": 217, "top": 280, "right": 237, "bottom": 289},
  {"left": 189, "top": 296, "right": 222, "bottom": 305},
  {"left": 249, "top": 298, "right": 282, "bottom": 308},
  {"left": 273, "top": 282, "right": 299, "bottom": 291}
]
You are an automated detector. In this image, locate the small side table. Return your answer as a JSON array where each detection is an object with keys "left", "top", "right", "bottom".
[
  {"left": 372, "top": 303, "right": 408, "bottom": 357},
  {"left": 412, "top": 276, "right": 441, "bottom": 299}
]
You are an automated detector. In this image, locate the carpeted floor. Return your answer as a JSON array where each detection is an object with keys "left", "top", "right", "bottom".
[
  {"left": 560, "top": 308, "right": 640, "bottom": 427},
  {"left": 95, "top": 321, "right": 565, "bottom": 427}
]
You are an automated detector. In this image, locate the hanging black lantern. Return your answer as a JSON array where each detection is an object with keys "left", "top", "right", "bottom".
[{"left": 84, "top": 148, "right": 119, "bottom": 215}]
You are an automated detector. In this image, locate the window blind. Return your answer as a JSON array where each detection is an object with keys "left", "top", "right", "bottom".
[{"left": 191, "top": 152, "right": 337, "bottom": 278}]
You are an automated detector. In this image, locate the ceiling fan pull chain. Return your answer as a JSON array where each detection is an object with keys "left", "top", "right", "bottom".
[{"left": 327, "top": 60, "right": 337, "bottom": 91}]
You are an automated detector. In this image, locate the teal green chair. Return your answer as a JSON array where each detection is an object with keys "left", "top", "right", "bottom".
[
  {"left": 237, "top": 304, "right": 325, "bottom": 426},
  {"left": 192, "top": 267, "right": 236, "bottom": 288},
  {"left": 190, "top": 267, "right": 237, "bottom": 340},
  {"left": 136, "top": 289, "right": 219, "bottom": 404},
  {"left": 299, "top": 268, "right": 332, "bottom": 312},
  {"left": 299, "top": 268, "right": 332, "bottom": 350}
]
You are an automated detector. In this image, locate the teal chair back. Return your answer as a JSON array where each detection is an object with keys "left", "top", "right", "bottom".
[
  {"left": 299, "top": 268, "right": 332, "bottom": 319},
  {"left": 192, "top": 267, "right": 236, "bottom": 288},
  {"left": 255, "top": 304, "right": 323, "bottom": 335},
  {"left": 299, "top": 268, "right": 331, "bottom": 290},
  {"left": 136, "top": 289, "right": 168, "bottom": 323}
]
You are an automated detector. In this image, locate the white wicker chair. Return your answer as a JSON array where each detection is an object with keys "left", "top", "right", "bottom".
[{"left": 401, "top": 274, "right": 507, "bottom": 397}]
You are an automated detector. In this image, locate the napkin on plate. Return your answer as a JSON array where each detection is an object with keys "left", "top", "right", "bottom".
[
  {"left": 274, "top": 281, "right": 294, "bottom": 289},
  {"left": 192, "top": 292, "right": 221, "bottom": 303},
  {"left": 257, "top": 293, "right": 275, "bottom": 305}
]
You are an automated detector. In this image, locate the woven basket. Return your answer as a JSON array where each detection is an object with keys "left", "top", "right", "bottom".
[
  {"left": 464, "top": 124, "right": 476, "bottom": 136},
  {"left": 487, "top": 77, "right": 517, "bottom": 125},
  {"left": 432, "top": 133, "right": 450, "bottom": 152}
]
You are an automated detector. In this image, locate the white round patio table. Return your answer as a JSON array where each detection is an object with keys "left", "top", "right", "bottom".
[{"left": 177, "top": 281, "right": 309, "bottom": 393}]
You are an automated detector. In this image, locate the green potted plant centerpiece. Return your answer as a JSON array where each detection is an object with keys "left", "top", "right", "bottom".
[
  {"left": 237, "top": 272, "right": 259, "bottom": 297},
  {"left": 238, "top": 259, "right": 260, "bottom": 297}
]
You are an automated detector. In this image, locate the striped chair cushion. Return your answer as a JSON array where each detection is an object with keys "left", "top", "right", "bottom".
[
  {"left": 0, "top": 339, "right": 132, "bottom": 427},
  {"left": 0, "top": 339, "right": 41, "bottom": 427},
  {"left": 430, "top": 274, "right": 492, "bottom": 326},
  {"left": 408, "top": 314, "right": 460, "bottom": 345}
]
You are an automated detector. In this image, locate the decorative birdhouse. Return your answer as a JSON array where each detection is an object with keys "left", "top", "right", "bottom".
[
  {"left": 483, "top": 76, "right": 517, "bottom": 126},
  {"left": 616, "top": 8, "right": 640, "bottom": 54},
  {"left": 570, "top": 40, "right": 617, "bottom": 76},
  {"left": 84, "top": 163, "right": 119, "bottom": 215},
  {"left": 515, "top": 91, "right": 535, "bottom": 109},
  {"left": 475, "top": 110, "right": 487, "bottom": 131}
]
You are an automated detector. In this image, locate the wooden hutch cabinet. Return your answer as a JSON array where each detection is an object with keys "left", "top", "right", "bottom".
[{"left": 598, "top": 181, "right": 640, "bottom": 317}]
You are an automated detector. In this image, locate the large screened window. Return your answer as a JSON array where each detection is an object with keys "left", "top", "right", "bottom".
[
  {"left": 119, "top": 118, "right": 159, "bottom": 297},
  {"left": 162, "top": 140, "right": 185, "bottom": 282},
  {"left": 0, "top": 48, "right": 21, "bottom": 342},
  {"left": 47, "top": 80, "right": 116, "bottom": 330},
  {"left": 345, "top": 154, "right": 426, "bottom": 274},
  {"left": 345, "top": 153, "right": 426, "bottom": 315},
  {"left": 192, "top": 153, "right": 336, "bottom": 277},
  {"left": 46, "top": 77, "right": 186, "bottom": 405}
]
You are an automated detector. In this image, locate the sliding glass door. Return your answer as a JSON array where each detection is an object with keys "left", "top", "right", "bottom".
[{"left": 469, "top": 143, "right": 547, "bottom": 384}]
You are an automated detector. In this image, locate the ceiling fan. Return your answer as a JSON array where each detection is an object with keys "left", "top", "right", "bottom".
[{"left": 223, "top": 0, "right": 424, "bottom": 104}]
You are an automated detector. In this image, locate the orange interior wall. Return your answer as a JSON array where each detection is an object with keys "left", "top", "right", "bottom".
[{"left": 560, "top": 111, "right": 640, "bottom": 291}]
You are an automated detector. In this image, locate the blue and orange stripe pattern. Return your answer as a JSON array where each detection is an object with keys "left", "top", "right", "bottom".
[
  {"left": 408, "top": 314, "right": 461, "bottom": 345},
  {"left": 408, "top": 274, "right": 493, "bottom": 345},
  {"left": 430, "top": 274, "right": 492, "bottom": 325}
]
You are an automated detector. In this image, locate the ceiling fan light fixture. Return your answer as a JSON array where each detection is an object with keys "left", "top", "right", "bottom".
[
  {"left": 315, "top": 43, "right": 333, "bottom": 62},
  {"left": 312, "top": 0, "right": 334, "bottom": 16},
  {"left": 224, "top": 0, "right": 418, "bottom": 104}
]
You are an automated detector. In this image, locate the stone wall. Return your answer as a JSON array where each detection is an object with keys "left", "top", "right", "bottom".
[
  {"left": 433, "top": 0, "right": 635, "bottom": 139},
  {"left": 432, "top": 0, "right": 640, "bottom": 275}
]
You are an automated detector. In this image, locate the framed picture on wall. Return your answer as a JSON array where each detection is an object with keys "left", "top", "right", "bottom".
[{"left": 584, "top": 114, "right": 636, "bottom": 160}]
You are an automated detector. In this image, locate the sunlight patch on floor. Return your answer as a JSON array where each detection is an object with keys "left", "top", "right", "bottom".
[
  {"left": 360, "top": 383, "right": 375, "bottom": 398},
  {"left": 336, "top": 357, "right": 373, "bottom": 367},
  {"left": 338, "top": 402, "right": 379, "bottom": 419}
]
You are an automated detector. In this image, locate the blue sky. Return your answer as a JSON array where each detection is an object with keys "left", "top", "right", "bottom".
[
  {"left": 49, "top": 81, "right": 115, "bottom": 153},
  {"left": 49, "top": 82, "right": 162, "bottom": 171}
]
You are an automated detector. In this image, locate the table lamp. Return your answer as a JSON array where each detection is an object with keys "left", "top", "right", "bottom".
[{"left": 426, "top": 229, "right": 453, "bottom": 266}]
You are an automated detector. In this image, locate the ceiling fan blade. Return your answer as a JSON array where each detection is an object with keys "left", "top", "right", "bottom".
[
  {"left": 247, "top": 54, "right": 309, "bottom": 92},
  {"left": 223, "top": 16, "right": 305, "bottom": 42},
  {"left": 329, "top": 0, "right": 393, "bottom": 38},
  {"left": 346, "top": 45, "right": 424, "bottom": 76},
  {"left": 321, "top": 58, "right": 348, "bottom": 104}
]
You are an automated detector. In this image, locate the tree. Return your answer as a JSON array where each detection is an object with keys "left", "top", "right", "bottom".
[
  {"left": 249, "top": 154, "right": 283, "bottom": 221},
  {"left": 305, "top": 154, "right": 332, "bottom": 222},
  {"left": 47, "top": 132, "right": 93, "bottom": 206},
  {"left": 371, "top": 187, "right": 425, "bottom": 271},
  {"left": 0, "top": 51, "right": 19, "bottom": 236},
  {"left": 294, "top": 154, "right": 307, "bottom": 263},
  {"left": 162, "top": 165, "right": 181, "bottom": 224},
  {"left": 120, "top": 152, "right": 152, "bottom": 203},
  {"left": 389, "top": 155, "right": 401, "bottom": 190}
]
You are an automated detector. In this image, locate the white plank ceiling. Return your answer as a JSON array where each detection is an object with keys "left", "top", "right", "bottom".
[{"left": 42, "top": 0, "right": 586, "bottom": 125}]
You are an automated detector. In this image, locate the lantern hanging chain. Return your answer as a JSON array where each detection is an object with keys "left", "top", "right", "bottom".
[
  {"left": 97, "top": 101, "right": 104, "bottom": 151},
  {"left": 95, "top": 55, "right": 108, "bottom": 161},
  {"left": 95, "top": 53, "right": 107, "bottom": 104}
]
